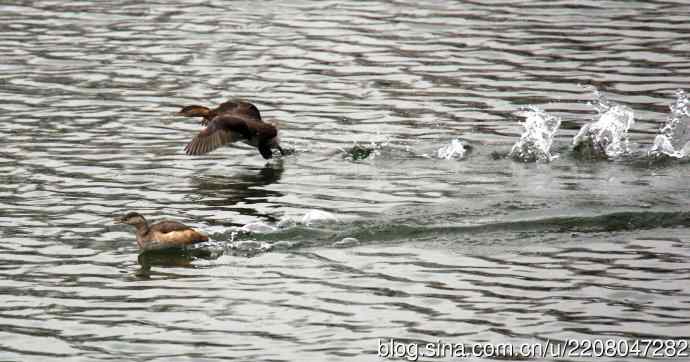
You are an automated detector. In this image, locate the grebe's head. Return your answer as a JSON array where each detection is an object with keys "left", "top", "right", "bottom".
[
  {"left": 114, "top": 212, "right": 147, "bottom": 226},
  {"left": 176, "top": 105, "right": 211, "bottom": 118}
]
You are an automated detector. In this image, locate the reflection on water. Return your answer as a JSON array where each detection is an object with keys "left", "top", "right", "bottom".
[
  {"left": 1, "top": 0, "right": 690, "bottom": 361},
  {"left": 189, "top": 161, "right": 285, "bottom": 222},
  {"left": 136, "top": 245, "right": 225, "bottom": 278}
]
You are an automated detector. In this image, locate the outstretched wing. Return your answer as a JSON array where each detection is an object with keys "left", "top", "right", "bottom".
[
  {"left": 185, "top": 115, "right": 251, "bottom": 155},
  {"left": 185, "top": 115, "right": 278, "bottom": 156}
]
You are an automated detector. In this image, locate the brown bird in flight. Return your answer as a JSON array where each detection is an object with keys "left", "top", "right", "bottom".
[{"left": 176, "top": 100, "right": 284, "bottom": 159}]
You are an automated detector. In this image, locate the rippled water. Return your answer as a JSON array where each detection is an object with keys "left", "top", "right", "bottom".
[{"left": 2, "top": 1, "right": 690, "bottom": 361}]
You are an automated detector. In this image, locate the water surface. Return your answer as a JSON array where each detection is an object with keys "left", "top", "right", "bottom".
[{"left": 1, "top": 1, "right": 690, "bottom": 361}]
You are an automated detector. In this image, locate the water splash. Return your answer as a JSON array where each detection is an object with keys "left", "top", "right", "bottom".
[
  {"left": 573, "top": 90, "right": 634, "bottom": 159},
  {"left": 241, "top": 222, "right": 277, "bottom": 233},
  {"left": 649, "top": 89, "right": 690, "bottom": 159},
  {"left": 509, "top": 106, "right": 562, "bottom": 162},
  {"left": 218, "top": 210, "right": 340, "bottom": 255},
  {"left": 436, "top": 139, "right": 467, "bottom": 160},
  {"left": 342, "top": 143, "right": 375, "bottom": 161},
  {"left": 342, "top": 133, "right": 392, "bottom": 161},
  {"left": 225, "top": 239, "right": 274, "bottom": 255},
  {"left": 275, "top": 209, "right": 340, "bottom": 229},
  {"left": 301, "top": 209, "right": 339, "bottom": 226}
]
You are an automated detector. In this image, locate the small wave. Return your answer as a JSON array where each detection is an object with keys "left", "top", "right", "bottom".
[
  {"left": 203, "top": 210, "right": 341, "bottom": 255},
  {"left": 333, "top": 237, "right": 359, "bottom": 248},
  {"left": 240, "top": 210, "right": 690, "bottom": 248},
  {"left": 509, "top": 106, "right": 562, "bottom": 162},
  {"left": 241, "top": 222, "right": 278, "bottom": 233}
]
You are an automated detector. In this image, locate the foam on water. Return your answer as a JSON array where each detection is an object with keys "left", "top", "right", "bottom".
[
  {"left": 241, "top": 222, "right": 277, "bottom": 233},
  {"left": 217, "top": 211, "right": 343, "bottom": 255},
  {"left": 573, "top": 90, "right": 635, "bottom": 159},
  {"left": 333, "top": 237, "right": 359, "bottom": 248},
  {"left": 300, "top": 209, "right": 339, "bottom": 226},
  {"left": 225, "top": 239, "right": 274, "bottom": 253},
  {"left": 236, "top": 210, "right": 340, "bottom": 234},
  {"left": 649, "top": 89, "right": 690, "bottom": 159},
  {"left": 509, "top": 106, "right": 562, "bottom": 162}
]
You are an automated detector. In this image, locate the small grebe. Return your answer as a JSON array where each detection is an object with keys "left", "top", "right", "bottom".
[{"left": 114, "top": 212, "right": 209, "bottom": 250}]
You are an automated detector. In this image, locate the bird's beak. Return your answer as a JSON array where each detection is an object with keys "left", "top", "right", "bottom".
[{"left": 113, "top": 217, "right": 124, "bottom": 224}]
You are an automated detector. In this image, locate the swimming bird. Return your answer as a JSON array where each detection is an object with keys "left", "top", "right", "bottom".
[
  {"left": 176, "top": 100, "right": 262, "bottom": 126},
  {"left": 114, "top": 212, "right": 209, "bottom": 251}
]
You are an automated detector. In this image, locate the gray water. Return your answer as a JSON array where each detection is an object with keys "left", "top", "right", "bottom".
[{"left": 1, "top": 1, "right": 690, "bottom": 361}]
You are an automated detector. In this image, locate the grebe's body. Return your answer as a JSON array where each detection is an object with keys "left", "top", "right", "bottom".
[{"left": 115, "top": 212, "right": 208, "bottom": 251}]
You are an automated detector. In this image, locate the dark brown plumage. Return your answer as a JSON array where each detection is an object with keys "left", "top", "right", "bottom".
[
  {"left": 114, "top": 212, "right": 209, "bottom": 251},
  {"left": 184, "top": 114, "right": 285, "bottom": 159},
  {"left": 184, "top": 114, "right": 284, "bottom": 159},
  {"left": 177, "top": 100, "right": 262, "bottom": 126},
  {"left": 176, "top": 99, "right": 284, "bottom": 159}
]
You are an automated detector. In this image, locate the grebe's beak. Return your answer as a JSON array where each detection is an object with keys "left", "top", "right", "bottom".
[{"left": 113, "top": 217, "right": 125, "bottom": 224}]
